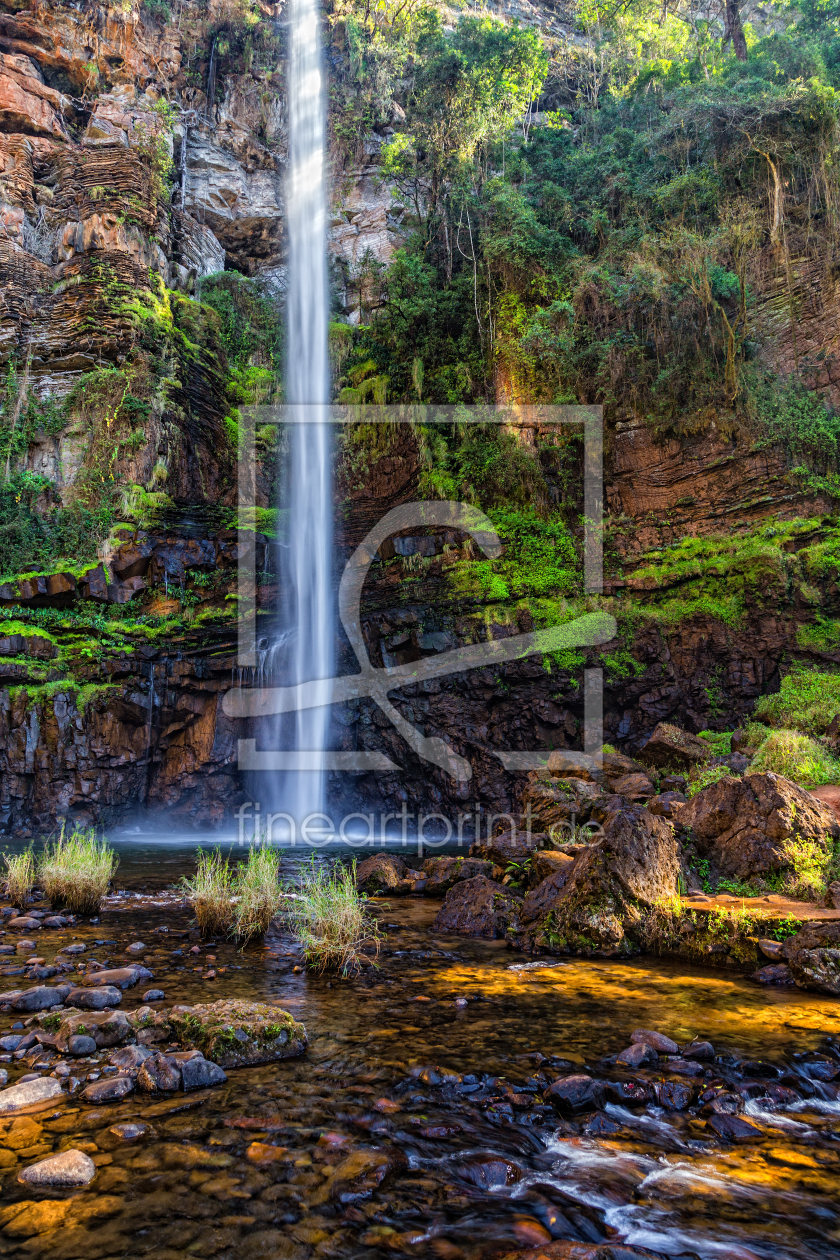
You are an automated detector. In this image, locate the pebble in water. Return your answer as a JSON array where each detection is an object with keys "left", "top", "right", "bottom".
[{"left": 18, "top": 1148, "right": 96, "bottom": 1187}]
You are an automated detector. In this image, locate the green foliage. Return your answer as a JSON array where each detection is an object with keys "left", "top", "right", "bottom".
[
  {"left": 449, "top": 504, "right": 580, "bottom": 607},
  {"left": 753, "top": 664, "right": 840, "bottom": 736},
  {"left": 698, "top": 730, "right": 732, "bottom": 756},
  {"left": 231, "top": 845, "right": 283, "bottom": 942},
  {"left": 2, "top": 846, "right": 35, "bottom": 910},
  {"left": 180, "top": 848, "right": 235, "bottom": 937},
  {"left": 749, "top": 727, "right": 840, "bottom": 785},
  {"left": 687, "top": 766, "right": 735, "bottom": 797},
  {"left": 752, "top": 378, "right": 840, "bottom": 498},
  {"left": 200, "top": 271, "right": 281, "bottom": 381},
  {"left": 780, "top": 834, "right": 840, "bottom": 901}
]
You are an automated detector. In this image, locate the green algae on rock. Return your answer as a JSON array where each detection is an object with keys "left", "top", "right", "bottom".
[{"left": 132, "top": 999, "right": 307, "bottom": 1068}]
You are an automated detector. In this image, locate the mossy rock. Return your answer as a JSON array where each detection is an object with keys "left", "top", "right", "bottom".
[{"left": 130, "top": 999, "right": 307, "bottom": 1068}]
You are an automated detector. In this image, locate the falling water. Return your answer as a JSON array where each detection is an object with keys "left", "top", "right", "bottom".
[{"left": 283, "top": 0, "right": 333, "bottom": 827}]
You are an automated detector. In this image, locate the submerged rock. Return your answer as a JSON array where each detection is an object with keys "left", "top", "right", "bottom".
[
  {"left": 677, "top": 772, "right": 840, "bottom": 881},
  {"left": 432, "top": 876, "right": 522, "bottom": 940},
  {"left": 82, "top": 965, "right": 153, "bottom": 990},
  {"left": 18, "top": 1149, "right": 95, "bottom": 1187},
  {"left": 81, "top": 1075, "right": 134, "bottom": 1103},
  {"left": 131, "top": 998, "right": 307, "bottom": 1068}
]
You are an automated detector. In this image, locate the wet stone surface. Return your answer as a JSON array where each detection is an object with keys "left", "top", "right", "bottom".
[{"left": 0, "top": 848, "right": 838, "bottom": 1259}]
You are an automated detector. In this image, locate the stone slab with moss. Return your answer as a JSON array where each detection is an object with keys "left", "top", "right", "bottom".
[{"left": 130, "top": 999, "right": 307, "bottom": 1068}]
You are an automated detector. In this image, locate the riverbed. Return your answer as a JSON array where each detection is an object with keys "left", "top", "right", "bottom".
[{"left": 1, "top": 841, "right": 839, "bottom": 1259}]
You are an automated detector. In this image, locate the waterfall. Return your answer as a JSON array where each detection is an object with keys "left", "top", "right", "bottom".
[{"left": 282, "top": 0, "right": 333, "bottom": 829}]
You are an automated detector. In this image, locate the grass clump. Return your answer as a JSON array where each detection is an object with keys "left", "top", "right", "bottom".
[
  {"left": 38, "top": 826, "right": 117, "bottom": 915},
  {"left": 687, "top": 766, "right": 736, "bottom": 797},
  {"left": 180, "top": 848, "right": 235, "bottom": 937},
  {"left": 753, "top": 665, "right": 840, "bottom": 738},
  {"left": 749, "top": 729, "right": 839, "bottom": 786},
  {"left": 231, "top": 847, "right": 283, "bottom": 942},
  {"left": 2, "top": 846, "right": 35, "bottom": 910},
  {"left": 779, "top": 836, "right": 839, "bottom": 902},
  {"left": 286, "top": 858, "right": 382, "bottom": 976}
]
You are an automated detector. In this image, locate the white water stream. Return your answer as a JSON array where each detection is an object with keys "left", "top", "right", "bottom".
[{"left": 283, "top": 0, "right": 333, "bottom": 825}]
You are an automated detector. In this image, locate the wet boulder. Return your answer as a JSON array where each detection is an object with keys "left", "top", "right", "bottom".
[
  {"left": 783, "top": 920, "right": 840, "bottom": 995},
  {"left": 137, "top": 1053, "right": 182, "bottom": 1093},
  {"left": 421, "top": 855, "right": 494, "bottom": 896},
  {"left": 544, "top": 1074, "right": 606, "bottom": 1114},
  {"left": 81, "top": 1075, "right": 135, "bottom": 1104},
  {"left": 631, "top": 1028, "right": 678, "bottom": 1053},
  {"left": 55, "top": 1010, "right": 134, "bottom": 1051},
  {"left": 64, "top": 985, "right": 122, "bottom": 1010},
  {"left": 677, "top": 772, "right": 839, "bottom": 881},
  {"left": 355, "top": 854, "right": 407, "bottom": 894},
  {"left": 516, "top": 803, "right": 680, "bottom": 956},
  {"left": 457, "top": 1154, "right": 523, "bottom": 1189},
  {"left": 432, "top": 876, "right": 522, "bottom": 940},
  {"left": 640, "top": 722, "right": 711, "bottom": 770},
  {"left": 81, "top": 966, "right": 153, "bottom": 990},
  {"left": 130, "top": 998, "right": 307, "bottom": 1068}
]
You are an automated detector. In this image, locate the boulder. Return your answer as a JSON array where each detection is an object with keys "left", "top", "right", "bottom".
[
  {"left": 469, "top": 832, "right": 537, "bottom": 868},
  {"left": 181, "top": 1055, "right": 227, "bottom": 1090},
  {"left": 640, "top": 723, "right": 711, "bottom": 770},
  {"left": 137, "top": 1053, "right": 181, "bottom": 1093},
  {"left": 751, "top": 963, "right": 795, "bottom": 985},
  {"left": 544, "top": 1075, "right": 606, "bottom": 1114},
  {"left": 630, "top": 1028, "right": 679, "bottom": 1054},
  {"left": 130, "top": 999, "right": 307, "bottom": 1068},
  {"left": 646, "top": 791, "right": 687, "bottom": 820},
  {"left": 516, "top": 804, "right": 680, "bottom": 955},
  {"left": 0, "top": 1077, "right": 62, "bottom": 1115},
  {"left": 520, "top": 775, "right": 603, "bottom": 838},
  {"left": 109, "top": 1045, "right": 153, "bottom": 1070},
  {"left": 67, "top": 1034, "right": 97, "bottom": 1057},
  {"left": 616, "top": 1042, "right": 657, "bottom": 1068},
  {"left": 533, "top": 850, "right": 575, "bottom": 885},
  {"left": 609, "top": 772, "right": 656, "bottom": 801},
  {"left": 81, "top": 1075, "right": 134, "bottom": 1104},
  {"left": 65, "top": 985, "right": 122, "bottom": 1010},
  {"left": 784, "top": 921, "right": 840, "bottom": 995},
  {"left": 11, "top": 985, "right": 68, "bottom": 1012},
  {"left": 677, "top": 772, "right": 840, "bottom": 881},
  {"left": 18, "top": 1149, "right": 95, "bottom": 1188},
  {"left": 421, "top": 856, "right": 494, "bottom": 896},
  {"left": 82, "top": 966, "right": 153, "bottom": 989},
  {"left": 432, "top": 876, "right": 522, "bottom": 940},
  {"left": 55, "top": 1009, "right": 134, "bottom": 1051},
  {"left": 355, "top": 854, "right": 407, "bottom": 893}
]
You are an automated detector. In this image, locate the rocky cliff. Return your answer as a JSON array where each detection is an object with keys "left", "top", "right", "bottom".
[{"left": 1, "top": 0, "right": 839, "bottom": 835}]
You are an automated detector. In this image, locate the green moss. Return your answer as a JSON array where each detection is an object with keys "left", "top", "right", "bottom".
[{"left": 754, "top": 664, "right": 840, "bottom": 738}]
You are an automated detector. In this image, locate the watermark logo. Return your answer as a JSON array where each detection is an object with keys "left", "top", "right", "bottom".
[{"left": 222, "top": 405, "right": 614, "bottom": 783}]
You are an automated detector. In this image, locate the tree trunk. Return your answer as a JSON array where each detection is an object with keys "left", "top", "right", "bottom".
[{"left": 724, "top": 0, "right": 748, "bottom": 60}]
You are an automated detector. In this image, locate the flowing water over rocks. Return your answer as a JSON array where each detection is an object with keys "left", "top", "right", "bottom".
[{"left": 0, "top": 846, "right": 839, "bottom": 1259}]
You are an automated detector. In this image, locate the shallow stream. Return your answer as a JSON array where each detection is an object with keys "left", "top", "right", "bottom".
[{"left": 1, "top": 840, "right": 839, "bottom": 1259}]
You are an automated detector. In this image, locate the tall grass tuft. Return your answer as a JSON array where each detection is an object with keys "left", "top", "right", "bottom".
[
  {"left": 749, "top": 728, "right": 839, "bottom": 786},
  {"left": 180, "top": 848, "right": 234, "bottom": 937},
  {"left": 231, "top": 846, "right": 283, "bottom": 942},
  {"left": 38, "top": 827, "right": 117, "bottom": 915},
  {"left": 286, "top": 858, "right": 381, "bottom": 975},
  {"left": 2, "top": 846, "right": 35, "bottom": 910}
]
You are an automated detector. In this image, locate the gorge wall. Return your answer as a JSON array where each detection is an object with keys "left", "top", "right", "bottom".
[{"left": 1, "top": 0, "right": 839, "bottom": 835}]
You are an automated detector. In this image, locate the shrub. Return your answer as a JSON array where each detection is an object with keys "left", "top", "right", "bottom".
[
  {"left": 687, "top": 766, "right": 736, "bottom": 797},
  {"left": 286, "top": 858, "right": 382, "bottom": 975},
  {"left": 698, "top": 730, "right": 732, "bottom": 756},
  {"left": 38, "top": 827, "right": 117, "bottom": 915},
  {"left": 753, "top": 666, "right": 840, "bottom": 738},
  {"left": 779, "top": 836, "right": 839, "bottom": 902},
  {"left": 231, "top": 846, "right": 283, "bottom": 942},
  {"left": 2, "top": 846, "right": 35, "bottom": 910},
  {"left": 180, "top": 848, "right": 235, "bottom": 936},
  {"left": 749, "top": 728, "right": 839, "bottom": 786}
]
